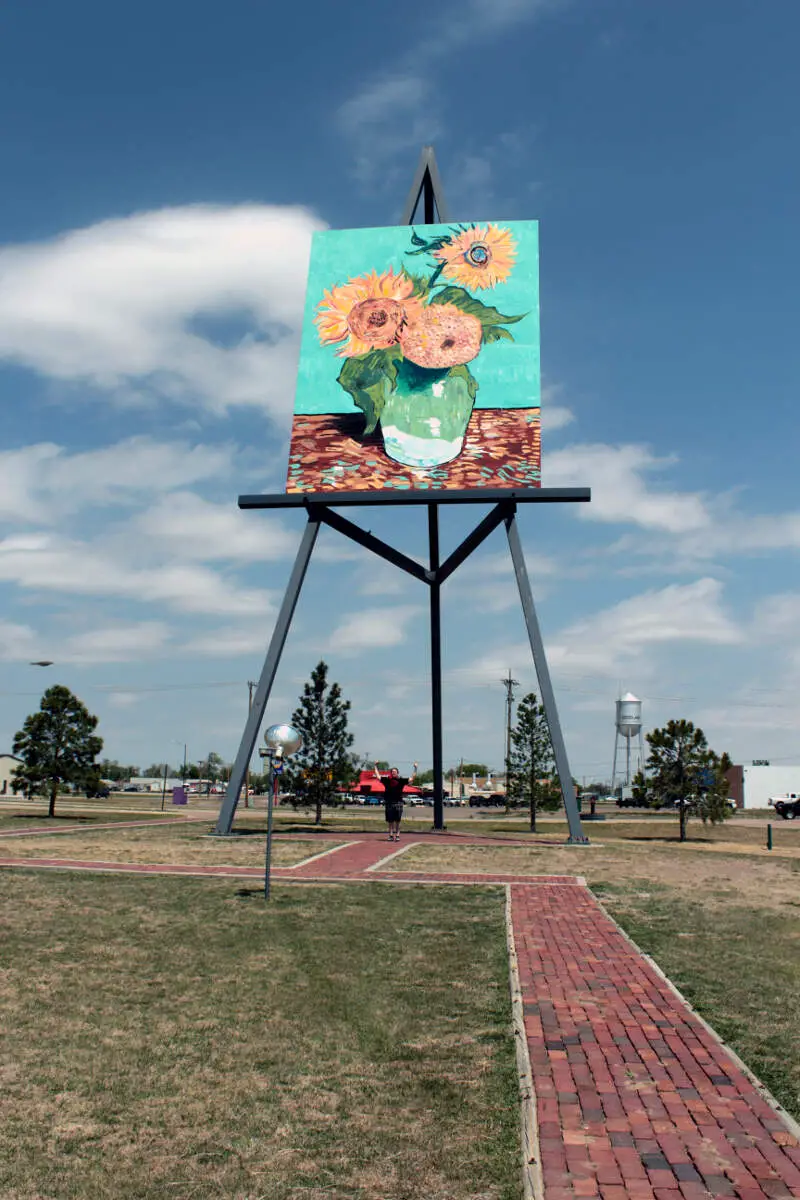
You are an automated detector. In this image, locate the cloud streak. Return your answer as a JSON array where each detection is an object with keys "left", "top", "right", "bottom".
[{"left": 0, "top": 204, "right": 325, "bottom": 417}]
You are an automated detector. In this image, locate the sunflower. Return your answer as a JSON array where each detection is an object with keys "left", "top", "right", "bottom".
[
  {"left": 399, "top": 303, "right": 482, "bottom": 369},
  {"left": 315, "top": 268, "right": 422, "bottom": 357},
  {"left": 433, "top": 224, "right": 516, "bottom": 290}
]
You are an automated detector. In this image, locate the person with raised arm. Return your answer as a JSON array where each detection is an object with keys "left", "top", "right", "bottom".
[{"left": 378, "top": 761, "right": 417, "bottom": 841}]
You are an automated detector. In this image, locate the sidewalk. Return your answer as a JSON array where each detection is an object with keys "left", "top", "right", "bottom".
[{"left": 511, "top": 884, "right": 800, "bottom": 1199}]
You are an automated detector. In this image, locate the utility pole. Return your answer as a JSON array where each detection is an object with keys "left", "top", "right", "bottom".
[
  {"left": 501, "top": 670, "right": 519, "bottom": 798},
  {"left": 245, "top": 680, "right": 256, "bottom": 808}
]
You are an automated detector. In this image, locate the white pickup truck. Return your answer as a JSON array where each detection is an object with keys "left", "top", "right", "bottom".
[{"left": 769, "top": 793, "right": 800, "bottom": 819}]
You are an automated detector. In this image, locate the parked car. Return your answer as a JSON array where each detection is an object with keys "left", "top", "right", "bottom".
[
  {"left": 771, "top": 794, "right": 800, "bottom": 820},
  {"left": 123, "top": 784, "right": 143, "bottom": 793},
  {"left": 85, "top": 783, "right": 110, "bottom": 799},
  {"left": 469, "top": 792, "right": 505, "bottom": 807}
]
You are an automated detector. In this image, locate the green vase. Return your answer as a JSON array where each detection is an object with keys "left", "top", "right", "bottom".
[{"left": 380, "top": 361, "right": 475, "bottom": 469}]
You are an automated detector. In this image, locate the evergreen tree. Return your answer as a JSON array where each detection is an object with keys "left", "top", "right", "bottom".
[
  {"left": 639, "top": 719, "right": 732, "bottom": 842},
  {"left": 12, "top": 685, "right": 103, "bottom": 817},
  {"left": 290, "top": 662, "right": 354, "bottom": 825},
  {"left": 507, "top": 691, "right": 559, "bottom": 831}
]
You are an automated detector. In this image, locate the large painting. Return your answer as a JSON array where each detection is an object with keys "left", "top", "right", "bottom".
[{"left": 286, "top": 221, "right": 540, "bottom": 493}]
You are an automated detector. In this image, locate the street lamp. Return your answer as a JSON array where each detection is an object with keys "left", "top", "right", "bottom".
[{"left": 259, "top": 723, "right": 302, "bottom": 901}]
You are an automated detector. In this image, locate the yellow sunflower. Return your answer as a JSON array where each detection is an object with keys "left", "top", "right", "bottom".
[
  {"left": 315, "top": 268, "right": 422, "bottom": 357},
  {"left": 433, "top": 225, "right": 516, "bottom": 290}
]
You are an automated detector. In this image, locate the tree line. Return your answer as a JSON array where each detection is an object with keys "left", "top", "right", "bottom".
[{"left": 9, "top": 672, "right": 734, "bottom": 841}]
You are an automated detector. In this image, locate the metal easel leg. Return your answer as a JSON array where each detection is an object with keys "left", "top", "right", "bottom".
[
  {"left": 213, "top": 517, "right": 321, "bottom": 836},
  {"left": 429, "top": 503, "right": 445, "bottom": 831},
  {"left": 505, "top": 511, "right": 588, "bottom": 844}
]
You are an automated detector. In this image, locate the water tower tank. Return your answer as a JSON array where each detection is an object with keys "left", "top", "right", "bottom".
[{"left": 616, "top": 693, "right": 642, "bottom": 736}]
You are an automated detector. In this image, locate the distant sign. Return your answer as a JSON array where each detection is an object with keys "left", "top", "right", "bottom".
[{"left": 752, "top": 759, "right": 770, "bottom": 766}]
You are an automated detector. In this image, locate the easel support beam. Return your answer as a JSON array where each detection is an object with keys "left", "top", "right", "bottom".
[{"left": 310, "top": 503, "right": 430, "bottom": 584}]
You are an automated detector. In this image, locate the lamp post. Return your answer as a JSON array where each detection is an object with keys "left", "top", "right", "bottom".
[{"left": 259, "top": 724, "right": 302, "bottom": 901}]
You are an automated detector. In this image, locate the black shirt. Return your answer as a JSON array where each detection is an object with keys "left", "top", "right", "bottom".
[{"left": 383, "top": 776, "right": 408, "bottom": 806}]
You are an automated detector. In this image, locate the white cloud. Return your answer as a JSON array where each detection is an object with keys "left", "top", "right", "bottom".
[
  {"left": 133, "top": 492, "right": 298, "bottom": 562},
  {"left": 0, "top": 204, "right": 325, "bottom": 416},
  {"left": 541, "top": 405, "right": 575, "bottom": 432},
  {"left": 184, "top": 624, "right": 273, "bottom": 658},
  {"left": 548, "top": 578, "right": 743, "bottom": 676},
  {"left": 336, "top": 0, "right": 569, "bottom": 187},
  {"left": 545, "top": 443, "right": 711, "bottom": 533},
  {"left": 328, "top": 605, "right": 423, "bottom": 654},
  {"left": 62, "top": 622, "right": 172, "bottom": 663},
  {"left": 454, "top": 578, "right": 742, "bottom": 685},
  {"left": 0, "top": 438, "right": 236, "bottom": 523},
  {"left": 0, "top": 618, "right": 39, "bottom": 662},
  {"left": 0, "top": 533, "right": 275, "bottom": 616}
]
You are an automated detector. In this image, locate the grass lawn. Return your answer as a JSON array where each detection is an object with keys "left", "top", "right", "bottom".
[
  {"left": 0, "top": 872, "right": 520, "bottom": 1200},
  {"left": 0, "top": 810, "right": 186, "bottom": 832},
  {"left": 0, "top": 823, "right": 343, "bottom": 868}
]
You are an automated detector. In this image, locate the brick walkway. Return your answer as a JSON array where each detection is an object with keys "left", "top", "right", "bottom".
[
  {"left": 512, "top": 885, "right": 800, "bottom": 1200},
  {"left": 1, "top": 830, "right": 798, "bottom": 1197}
]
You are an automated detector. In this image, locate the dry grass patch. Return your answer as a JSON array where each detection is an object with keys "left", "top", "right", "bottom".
[
  {"left": 0, "top": 872, "right": 519, "bottom": 1199},
  {"left": 387, "top": 839, "right": 800, "bottom": 913},
  {"left": 0, "top": 824, "right": 344, "bottom": 869}
]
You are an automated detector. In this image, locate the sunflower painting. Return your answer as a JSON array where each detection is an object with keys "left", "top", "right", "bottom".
[{"left": 287, "top": 220, "right": 540, "bottom": 494}]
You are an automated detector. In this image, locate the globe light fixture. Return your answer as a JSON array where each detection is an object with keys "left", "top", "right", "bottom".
[
  {"left": 264, "top": 724, "right": 302, "bottom": 758},
  {"left": 262, "top": 723, "right": 303, "bottom": 900}
]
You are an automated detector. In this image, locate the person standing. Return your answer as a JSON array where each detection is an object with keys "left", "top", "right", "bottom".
[{"left": 379, "top": 762, "right": 417, "bottom": 841}]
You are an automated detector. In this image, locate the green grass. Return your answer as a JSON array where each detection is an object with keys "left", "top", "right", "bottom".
[
  {"left": 0, "top": 871, "right": 521, "bottom": 1200},
  {"left": 594, "top": 880, "right": 800, "bottom": 1121}
]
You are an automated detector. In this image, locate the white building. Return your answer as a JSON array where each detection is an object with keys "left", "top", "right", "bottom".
[
  {"left": 0, "top": 754, "right": 22, "bottom": 796},
  {"left": 728, "top": 764, "right": 800, "bottom": 809}
]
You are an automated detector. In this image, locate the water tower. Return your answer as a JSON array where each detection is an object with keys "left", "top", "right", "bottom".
[{"left": 611, "top": 692, "right": 644, "bottom": 791}]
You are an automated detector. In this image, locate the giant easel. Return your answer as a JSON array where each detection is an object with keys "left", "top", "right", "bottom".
[{"left": 214, "top": 147, "right": 590, "bottom": 843}]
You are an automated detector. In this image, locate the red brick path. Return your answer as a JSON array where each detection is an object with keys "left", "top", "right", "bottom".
[{"left": 512, "top": 885, "right": 800, "bottom": 1199}]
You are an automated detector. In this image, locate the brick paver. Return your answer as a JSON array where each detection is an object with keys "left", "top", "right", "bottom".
[{"left": 511, "top": 885, "right": 800, "bottom": 1199}]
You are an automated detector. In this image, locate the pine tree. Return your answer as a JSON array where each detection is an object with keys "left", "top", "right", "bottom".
[
  {"left": 641, "top": 719, "right": 732, "bottom": 842},
  {"left": 507, "top": 691, "right": 559, "bottom": 831},
  {"left": 290, "top": 662, "right": 354, "bottom": 825},
  {"left": 12, "top": 685, "right": 103, "bottom": 818}
]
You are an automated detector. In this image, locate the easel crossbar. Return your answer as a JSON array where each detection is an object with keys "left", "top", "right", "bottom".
[{"left": 310, "top": 504, "right": 430, "bottom": 583}]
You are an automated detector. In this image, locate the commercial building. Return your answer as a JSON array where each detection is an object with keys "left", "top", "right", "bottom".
[
  {"left": 727, "top": 763, "right": 800, "bottom": 809},
  {"left": 0, "top": 754, "right": 22, "bottom": 796}
]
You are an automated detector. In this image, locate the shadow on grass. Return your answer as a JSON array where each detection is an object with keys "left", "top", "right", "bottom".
[{"left": 9, "top": 813, "right": 97, "bottom": 824}]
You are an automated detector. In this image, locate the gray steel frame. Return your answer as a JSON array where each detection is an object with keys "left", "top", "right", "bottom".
[
  {"left": 213, "top": 496, "right": 589, "bottom": 842},
  {"left": 212, "top": 147, "right": 590, "bottom": 843}
]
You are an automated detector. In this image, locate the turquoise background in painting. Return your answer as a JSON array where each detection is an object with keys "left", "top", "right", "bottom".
[{"left": 293, "top": 221, "right": 540, "bottom": 414}]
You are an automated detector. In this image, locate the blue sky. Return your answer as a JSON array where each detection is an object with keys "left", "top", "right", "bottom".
[{"left": 1, "top": 0, "right": 799, "bottom": 782}]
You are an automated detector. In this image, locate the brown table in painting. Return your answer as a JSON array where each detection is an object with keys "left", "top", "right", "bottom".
[{"left": 286, "top": 408, "right": 541, "bottom": 493}]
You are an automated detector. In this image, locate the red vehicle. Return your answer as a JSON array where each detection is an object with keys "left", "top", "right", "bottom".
[{"left": 339, "top": 769, "right": 422, "bottom": 803}]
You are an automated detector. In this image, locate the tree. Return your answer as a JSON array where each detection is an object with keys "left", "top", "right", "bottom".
[
  {"left": 290, "top": 662, "right": 354, "bottom": 824},
  {"left": 98, "top": 759, "right": 131, "bottom": 783},
  {"left": 460, "top": 763, "right": 489, "bottom": 777},
  {"left": 144, "top": 762, "right": 170, "bottom": 779},
  {"left": 12, "top": 685, "right": 103, "bottom": 818},
  {"left": 506, "top": 692, "right": 559, "bottom": 831},
  {"left": 639, "top": 719, "right": 732, "bottom": 842}
]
